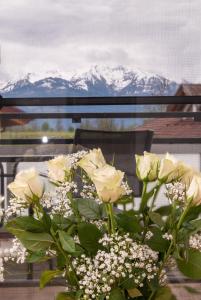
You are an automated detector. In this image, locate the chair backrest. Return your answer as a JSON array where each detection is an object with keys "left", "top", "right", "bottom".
[
  {"left": 74, "top": 129, "right": 154, "bottom": 196},
  {"left": 0, "top": 163, "right": 4, "bottom": 197}
]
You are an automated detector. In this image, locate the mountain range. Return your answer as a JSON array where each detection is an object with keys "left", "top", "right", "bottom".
[{"left": 0, "top": 66, "right": 178, "bottom": 97}]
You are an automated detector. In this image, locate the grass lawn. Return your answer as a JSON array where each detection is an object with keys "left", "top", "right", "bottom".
[{"left": 0, "top": 131, "right": 74, "bottom": 139}]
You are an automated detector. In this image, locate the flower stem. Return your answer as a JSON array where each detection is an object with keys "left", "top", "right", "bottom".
[
  {"left": 142, "top": 183, "right": 162, "bottom": 242},
  {"left": 109, "top": 203, "right": 116, "bottom": 234},
  {"left": 139, "top": 181, "right": 148, "bottom": 213},
  {"left": 177, "top": 199, "right": 192, "bottom": 230},
  {"left": 67, "top": 192, "right": 80, "bottom": 221},
  {"left": 52, "top": 234, "right": 79, "bottom": 287},
  {"left": 105, "top": 203, "right": 115, "bottom": 235},
  {"left": 149, "top": 183, "right": 161, "bottom": 211},
  {"left": 148, "top": 289, "right": 156, "bottom": 300}
]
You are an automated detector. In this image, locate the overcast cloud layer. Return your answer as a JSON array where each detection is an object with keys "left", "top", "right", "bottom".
[{"left": 0, "top": 0, "right": 201, "bottom": 82}]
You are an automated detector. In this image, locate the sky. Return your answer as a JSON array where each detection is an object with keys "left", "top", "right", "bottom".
[{"left": 0, "top": 0, "right": 201, "bottom": 83}]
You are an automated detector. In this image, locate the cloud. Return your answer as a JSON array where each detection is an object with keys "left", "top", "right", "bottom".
[{"left": 0, "top": 0, "right": 201, "bottom": 82}]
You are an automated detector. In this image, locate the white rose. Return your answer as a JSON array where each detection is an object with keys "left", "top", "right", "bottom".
[
  {"left": 77, "top": 148, "right": 106, "bottom": 177},
  {"left": 135, "top": 152, "right": 160, "bottom": 181},
  {"left": 91, "top": 164, "right": 126, "bottom": 203},
  {"left": 181, "top": 167, "right": 199, "bottom": 188},
  {"left": 158, "top": 153, "right": 189, "bottom": 183},
  {"left": 47, "top": 155, "right": 72, "bottom": 182},
  {"left": 8, "top": 168, "right": 44, "bottom": 200},
  {"left": 187, "top": 175, "right": 201, "bottom": 205}
]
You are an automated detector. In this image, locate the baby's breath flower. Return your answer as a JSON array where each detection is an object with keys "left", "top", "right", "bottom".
[
  {"left": 80, "top": 182, "right": 96, "bottom": 200},
  {"left": 5, "top": 197, "right": 28, "bottom": 219},
  {"left": 162, "top": 233, "right": 173, "bottom": 241},
  {"left": 159, "top": 269, "right": 168, "bottom": 286},
  {"left": 145, "top": 231, "right": 153, "bottom": 240},
  {"left": 121, "top": 181, "right": 133, "bottom": 196},
  {"left": 0, "top": 238, "right": 27, "bottom": 281},
  {"left": 72, "top": 233, "right": 158, "bottom": 299},
  {"left": 89, "top": 220, "right": 105, "bottom": 230},
  {"left": 165, "top": 182, "right": 186, "bottom": 205},
  {"left": 189, "top": 233, "right": 201, "bottom": 251},
  {"left": 41, "top": 181, "right": 77, "bottom": 218}
]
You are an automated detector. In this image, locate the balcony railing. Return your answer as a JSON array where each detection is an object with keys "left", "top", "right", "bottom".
[{"left": 1, "top": 95, "right": 201, "bottom": 145}]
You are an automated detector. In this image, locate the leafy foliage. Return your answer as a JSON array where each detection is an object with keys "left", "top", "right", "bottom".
[
  {"left": 58, "top": 230, "right": 76, "bottom": 254},
  {"left": 19, "top": 232, "right": 54, "bottom": 251},
  {"left": 177, "top": 249, "right": 201, "bottom": 279},
  {"left": 76, "top": 198, "right": 103, "bottom": 220},
  {"left": 40, "top": 270, "right": 63, "bottom": 288},
  {"left": 116, "top": 212, "right": 142, "bottom": 233},
  {"left": 3, "top": 149, "right": 201, "bottom": 300},
  {"left": 77, "top": 222, "right": 102, "bottom": 255},
  {"left": 146, "top": 227, "right": 170, "bottom": 252}
]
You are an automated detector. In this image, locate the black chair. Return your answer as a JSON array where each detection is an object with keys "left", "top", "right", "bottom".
[
  {"left": 0, "top": 163, "right": 4, "bottom": 197},
  {"left": 74, "top": 129, "right": 154, "bottom": 197}
]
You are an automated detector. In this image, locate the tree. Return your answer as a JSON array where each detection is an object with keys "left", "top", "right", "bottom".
[
  {"left": 80, "top": 120, "right": 94, "bottom": 130},
  {"left": 56, "top": 119, "right": 63, "bottom": 131},
  {"left": 41, "top": 122, "right": 50, "bottom": 131},
  {"left": 68, "top": 126, "right": 75, "bottom": 133},
  {"left": 96, "top": 119, "right": 118, "bottom": 131}
]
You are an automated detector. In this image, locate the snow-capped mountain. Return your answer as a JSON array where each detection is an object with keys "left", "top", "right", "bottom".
[{"left": 0, "top": 66, "right": 178, "bottom": 97}]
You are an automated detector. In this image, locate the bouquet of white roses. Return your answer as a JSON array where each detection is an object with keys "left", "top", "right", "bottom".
[{"left": 1, "top": 149, "right": 201, "bottom": 300}]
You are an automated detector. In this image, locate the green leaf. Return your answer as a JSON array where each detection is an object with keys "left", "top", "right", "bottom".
[
  {"left": 58, "top": 230, "right": 76, "bottom": 254},
  {"left": 109, "top": 288, "right": 125, "bottom": 300},
  {"left": 66, "top": 269, "right": 78, "bottom": 286},
  {"left": 72, "top": 244, "right": 85, "bottom": 257},
  {"left": 76, "top": 198, "right": 101, "bottom": 219},
  {"left": 183, "top": 205, "right": 201, "bottom": 223},
  {"left": 155, "top": 205, "right": 172, "bottom": 216},
  {"left": 188, "top": 219, "right": 201, "bottom": 234},
  {"left": 56, "top": 292, "right": 75, "bottom": 300},
  {"left": 56, "top": 292, "right": 76, "bottom": 300},
  {"left": 146, "top": 227, "right": 170, "bottom": 252},
  {"left": 117, "top": 194, "right": 134, "bottom": 205},
  {"left": 66, "top": 224, "right": 77, "bottom": 236},
  {"left": 57, "top": 252, "right": 66, "bottom": 269},
  {"left": 27, "top": 251, "right": 50, "bottom": 263},
  {"left": 40, "top": 270, "right": 63, "bottom": 288},
  {"left": 116, "top": 213, "right": 142, "bottom": 233},
  {"left": 6, "top": 216, "right": 45, "bottom": 234},
  {"left": 148, "top": 212, "right": 164, "bottom": 227},
  {"left": 41, "top": 212, "right": 52, "bottom": 231},
  {"left": 19, "top": 232, "right": 54, "bottom": 251},
  {"left": 78, "top": 222, "right": 102, "bottom": 255},
  {"left": 154, "top": 287, "right": 177, "bottom": 300},
  {"left": 127, "top": 288, "right": 142, "bottom": 298},
  {"left": 177, "top": 249, "right": 201, "bottom": 279},
  {"left": 75, "top": 290, "right": 83, "bottom": 299},
  {"left": 120, "top": 278, "right": 136, "bottom": 290},
  {"left": 52, "top": 215, "right": 72, "bottom": 230},
  {"left": 5, "top": 222, "right": 25, "bottom": 236}
]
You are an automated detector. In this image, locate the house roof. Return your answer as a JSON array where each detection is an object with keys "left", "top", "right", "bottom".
[
  {"left": 136, "top": 118, "right": 201, "bottom": 138},
  {"left": 139, "top": 84, "right": 201, "bottom": 138},
  {"left": 176, "top": 84, "right": 201, "bottom": 96},
  {"left": 167, "top": 84, "right": 201, "bottom": 112},
  {"left": 0, "top": 107, "right": 30, "bottom": 127}
]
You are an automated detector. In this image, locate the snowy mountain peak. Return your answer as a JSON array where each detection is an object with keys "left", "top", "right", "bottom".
[
  {"left": 72, "top": 65, "right": 166, "bottom": 91},
  {"left": 18, "top": 70, "right": 72, "bottom": 84},
  {"left": 0, "top": 65, "right": 178, "bottom": 97}
]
